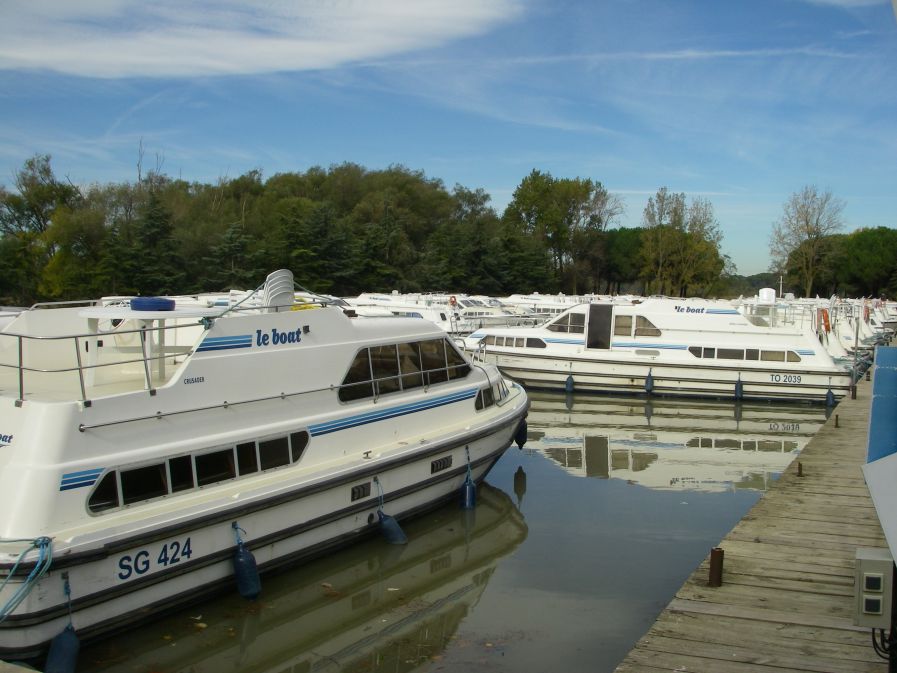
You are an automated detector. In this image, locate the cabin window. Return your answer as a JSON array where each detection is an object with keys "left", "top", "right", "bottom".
[
  {"left": 339, "top": 338, "right": 469, "bottom": 402},
  {"left": 703, "top": 348, "right": 716, "bottom": 359},
  {"left": 420, "top": 338, "right": 448, "bottom": 384},
  {"left": 760, "top": 351, "right": 785, "bottom": 362},
  {"left": 87, "top": 427, "right": 311, "bottom": 514},
  {"left": 485, "top": 335, "right": 497, "bottom": 346},
  {"left": 340, "top": 349, "right": 374, "bottom": 402},
  {"left": 446, "top": 341, "right": 471, "bottom": 380},
  {"left": 290, "top": 431, "right": 309, "bottom": 462},
  {"left": 527, "top": 338, "right": 547, "bottom": 348},
  {"left": 717, "top": 348, "right": 744, "bottom": 360},
  {"left": 88, "top": 472, "right": 120, "bottom": 513},
  {"left": 614, "top": 315, "right": 632, "bottom": 336},
  {"left": 475, "top": 386, "right": 495, "bottom": 410},
  {"left": 746, "top": 349, "right": 759, "bottom": 360},
  {"left": 688, "top": 346, "right": 702, "bottom": 358},
  {"left": 259, "top": 436, "right": 290, "bottom": 470},
  {"left": 787, "top": 351, "right": 801, "bottom": 362},
  {"left": 195, "top": 448, "right": 236, "bottom": 487},
  {"left": 236, "top": 442, "right": 258, "bottom": 476},
  {"left": 169, "top": 455, "right": 195, "bottom": 491},
  {"left": 121, "top": 464, "right": 167, "bottom": 505},
  {"left": 547, "top": 312, "right": 585, "bottom": 334},
  {"left": 370, "top": 344, "right": 400, "bottom": 395},
  {"left": 398, "top": 342, "right": 424, "bottom": 390},
  {"left": 634, "top": 316, "right": 661, "bottom": 337}
]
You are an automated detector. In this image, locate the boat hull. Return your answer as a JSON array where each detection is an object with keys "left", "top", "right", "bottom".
[
  {"left": 475, "top": 351, "right": 851, "bottom": 403},
  {"left": 0, "top": 415, "right": 522, "bottom": 660}
]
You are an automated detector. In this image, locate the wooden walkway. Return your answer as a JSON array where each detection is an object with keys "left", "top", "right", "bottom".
[{"left": 615, "top": 378, "right": 890, "bottom": 673}]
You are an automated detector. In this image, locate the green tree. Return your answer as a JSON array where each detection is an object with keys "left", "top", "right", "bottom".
[
  {"left": 769, "top": 185, "right": 844, "bottom": 297},
  {"left": 131, "top": 190, "right": 185, "bottom": 295}
]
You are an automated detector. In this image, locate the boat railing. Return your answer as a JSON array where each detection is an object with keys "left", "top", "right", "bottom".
[{"left": 0, "top": 318, "right": 207, "bottom": 404}]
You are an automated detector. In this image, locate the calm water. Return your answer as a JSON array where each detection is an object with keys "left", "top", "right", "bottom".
[{"left": 75, "top": 393, "right": 829, "bottom": 673}]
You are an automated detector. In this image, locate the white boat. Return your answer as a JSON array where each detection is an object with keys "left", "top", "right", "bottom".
[
  {"left": 0, "top": 270, "right": 529, "bottom": 661},
  {"left": 464, "top": 297, "right": 854, "bottom": 403}
]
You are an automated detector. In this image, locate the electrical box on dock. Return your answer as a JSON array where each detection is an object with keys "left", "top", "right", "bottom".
[{"left": 854, "top": 547, "right": 894, "bottom": 628}]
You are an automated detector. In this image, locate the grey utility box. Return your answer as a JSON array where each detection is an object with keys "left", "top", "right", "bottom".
[{"left": 855, "top": 547, "right": 894, "bottom": 629}]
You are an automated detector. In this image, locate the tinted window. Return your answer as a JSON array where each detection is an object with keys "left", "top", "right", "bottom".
[
  {"left": 787, "top": 351, "right": 801, "bottom": 362},
  {"left": 398, "top": 342, "right": 424, "bottom": 390},
  {"left": 121, "top": 465, "right": 167, "bottom": 505},
  {"left": 761, "top": 351, "right": 785, "bottom": 362},
  {"left": 169, "top": 455, "right": 195, "bottom": 492},
  {"left": 527, "top": 338, "right": 547, "bottom": 348},
  {"left": 340, "top": 349, "right": 374, "bottom": 402},
  {"left": 445, "top": 341, "right": 470, "bottom": 380},
  {"left": 420, "top": 339, "right": 448, "bottom": 384},
  {"left": 88, "top": 472, "right": 119, "bottom": 513},
  {"left": 291, "top": 431, "right": 309, "bottom": 462},
  {"left": 236, "top": 442, "right": 258, "bottom": 476},
  {"left": 370, "top": 344, "right": 400, "bottom": 395},
  {"left": 614, "top": 315, "right": 632, "bottom": 336},
  {"left": 746, "top": 349, "right": 759, "bottom": 360},
  {"left": 635, "top": 316, "right": 661, "bottom": 337},
  {"left": 196, "top": 449, "right": 236, "bottom": 486},
  {"left": 688, "top": 346, "right": 702, "bottom": 357},
  {"left": 259, "top": 436, "right": 290, "bottom": 470},
  {"left": 717, "top": 348, "right": 744, "bottom": 360}
]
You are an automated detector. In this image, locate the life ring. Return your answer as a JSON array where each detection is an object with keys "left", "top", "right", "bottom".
[
  {"left": 449, "top": 295, "right": 458, "bottom": 307},
  {"left": 820, "top": 308, "right": 831, "bottom": 333},
  {"left": 131, "top": 296, "right": 175, "bottom": 311}
]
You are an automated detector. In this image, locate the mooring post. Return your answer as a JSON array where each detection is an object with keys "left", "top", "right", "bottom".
[
  {"left": 835, "top": 414, "right": 840, "bottom": 428},
  {"left": 708, "top": 547, "right": 724, "bottom": 587},
  {"left": 797, "top": 461, "right": 803, "bottom": 477}
]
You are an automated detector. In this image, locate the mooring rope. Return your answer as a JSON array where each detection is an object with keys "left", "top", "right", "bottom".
[{"left": 0, "top": 536, "right": 53, "bottom": 624}]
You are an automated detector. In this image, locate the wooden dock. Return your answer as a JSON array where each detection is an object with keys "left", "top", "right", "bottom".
[{"left": 615, "top": 378, "right": 890, "bottom": 673}]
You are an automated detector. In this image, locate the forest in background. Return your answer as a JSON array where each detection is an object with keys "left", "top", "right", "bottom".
[{"left": 0, "top": 154, "right": 895, "bottom": 306}]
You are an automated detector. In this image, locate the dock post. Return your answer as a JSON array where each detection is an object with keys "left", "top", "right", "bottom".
[{"left": 708, "top": 547, "right": 724, "bottom": 587}]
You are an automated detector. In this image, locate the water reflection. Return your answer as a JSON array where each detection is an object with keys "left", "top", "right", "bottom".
[
  {"left": 526, "top": 392, "right": 828, "bottom": 492},
  {"left": 77, "top": 484, "right": 527, "bottom": 673}
]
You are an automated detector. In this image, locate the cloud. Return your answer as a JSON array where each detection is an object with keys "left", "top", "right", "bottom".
[{"left": 0, "top": 0, "right": 524, "bottom": 78}]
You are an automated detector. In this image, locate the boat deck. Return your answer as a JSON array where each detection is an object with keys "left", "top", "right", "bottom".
[{"left": 614, "top": 376, "right": 890, "bottom": 672}]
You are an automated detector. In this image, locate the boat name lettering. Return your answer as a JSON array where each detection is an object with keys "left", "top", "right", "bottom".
[
  {"left": 0, "top": 433, "right": 12, "bottom": 445},
  {"left": 674, "top": 306, "right": 705, "bottom": 314},
  {"left": 769, "top": 422, "right": 800, "bottom": 432},
  {"left": 183, "top": 376, "right": 204, "bottom": 385},
  {"left": 255, "top": 327, "right": 303, "bottom": 347},
  {"left": 769, "top": 374, "right": 801, "bottom": 384},
  {"left": 117, "top": 537, "right": 193, "bottom": 581}
]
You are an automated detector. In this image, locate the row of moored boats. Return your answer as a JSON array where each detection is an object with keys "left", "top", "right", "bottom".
[{"left": 0, "top": 271, "right": 890, "bottom": 666}]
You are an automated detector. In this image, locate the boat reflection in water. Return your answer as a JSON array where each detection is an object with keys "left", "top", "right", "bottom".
[
  {"left": 526, "top": 392, "right": 829, "bottom": 492},
  {"left": 77, "top": 484, "right": 526, "bottom": 673}
]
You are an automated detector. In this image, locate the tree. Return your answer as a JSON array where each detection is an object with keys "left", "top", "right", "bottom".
[
  {"left": 769, "top": 186, "right": 844, "bottom": 297},
  {"left": 640, "top": 187, "right": 685, "bottom": 295}
]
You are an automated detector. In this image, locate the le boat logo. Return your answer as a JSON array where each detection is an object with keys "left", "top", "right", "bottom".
[
  {"left": 674, "top": 305, "right": 705, "bottom": 314},
  {"left": 255, "top": 327, "right": 303, "bottom": 347},
  {"left": 0, "top": 433, "right": 12, "bottom": 447}
]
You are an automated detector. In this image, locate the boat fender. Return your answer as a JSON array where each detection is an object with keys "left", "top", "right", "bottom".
[
  {"left": 565, "top": 374, "right": 574, "bottom": 394},
  {"left": 373, "top": 477, "right": 408, "bottom": 544},
  {"left": 825, "top": 389, "right": 836, "bottom": 407},
  {"left": 231, "top": 523, "right": 261, "bottom": 600},
  {"left": 44, "top": 624, "right": 79, "bottom": 673},
  {"left": 514, "top": 420, "right": 528, "bottom": 449},
  {"left": 645, "top": 368, "right": 654, "bottom": 394},
  {"left": 131, "top": 296, "right": 175, "bottom": 311},
  {"left": 734, "top": 376, "right": 744, "bottom": 401},
  {"left": 378, "top": 510, "right": 408, "bottom": 545}
]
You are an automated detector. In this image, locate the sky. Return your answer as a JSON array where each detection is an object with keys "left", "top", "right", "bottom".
[{"left": 0, "top": 0, "right": 895, "bottom": 277}]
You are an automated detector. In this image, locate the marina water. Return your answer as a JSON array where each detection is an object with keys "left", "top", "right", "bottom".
[{"left": 73, "top": 392, "right": 828, "bottom": 673}]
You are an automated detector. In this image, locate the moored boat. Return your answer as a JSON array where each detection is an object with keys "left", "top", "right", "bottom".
[
  {"left": 464, "top": 297, "right": 854, "bottom": 403},
  {"left": 0, "top": 270, "right": 528, "bottom": 661}
]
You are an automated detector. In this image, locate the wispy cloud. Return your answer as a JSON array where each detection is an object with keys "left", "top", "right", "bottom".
[{"left": 0, "top": 0, "right": 525, "bottom": 78}]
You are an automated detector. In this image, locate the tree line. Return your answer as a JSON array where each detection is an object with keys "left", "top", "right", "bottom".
[{"left": 0, "top": 155, "right": 891, "bottom": 305}]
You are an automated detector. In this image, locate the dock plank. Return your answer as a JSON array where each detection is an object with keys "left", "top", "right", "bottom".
[{"left": 613, "top": 378, "right": 891, "bottom": 672}]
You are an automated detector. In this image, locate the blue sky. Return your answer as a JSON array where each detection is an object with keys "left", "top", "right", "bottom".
[{"left": 1, "top": 0, "right": 895, "bottom": 276}]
